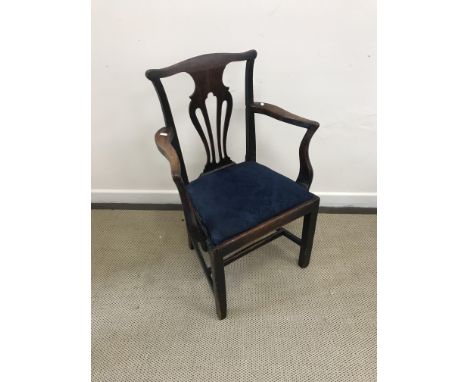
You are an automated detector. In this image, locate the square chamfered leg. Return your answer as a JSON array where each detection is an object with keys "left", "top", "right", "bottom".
[
  {"left": 298, "top": 199, "right": 320, "bottom": 268},
  {"left": 209, "top": 251, "right": 227, "bottom": 320},
  {"left": 188, "top": 233, "right": 194, "bottom": 250}
]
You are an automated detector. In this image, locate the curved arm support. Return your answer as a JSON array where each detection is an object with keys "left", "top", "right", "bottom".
[
  {"left": 251, "top": 102, "right": 319, "bottom": 189},
  {"left": 296, "top": 129, "right": 315, "bottom": 189},
  {"left": 155, "top": 127, "right": 207, "bottom": 243}
]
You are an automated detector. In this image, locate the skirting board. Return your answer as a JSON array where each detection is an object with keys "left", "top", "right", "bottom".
[{"left": 91, "top": 189, "right": 377, "bottom": 208}]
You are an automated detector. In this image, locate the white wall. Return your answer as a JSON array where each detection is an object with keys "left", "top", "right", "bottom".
[{"left": 92, "top": 0, "right": 376, "bottom": 207}]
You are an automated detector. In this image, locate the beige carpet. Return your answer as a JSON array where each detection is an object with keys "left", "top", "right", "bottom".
[{"left": 92, "top": 210, "right": 376, "bottom": 382}]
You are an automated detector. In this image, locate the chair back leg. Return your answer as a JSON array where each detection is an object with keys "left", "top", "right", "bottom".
[
  {"left": 209, "top": 251, "right": 227, "bottom": 319},
  {"left": 298, "top": 200, "right": 320, "bottom": 268}
]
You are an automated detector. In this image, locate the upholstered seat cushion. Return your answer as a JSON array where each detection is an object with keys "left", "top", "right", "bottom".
[{"left": 186, "top": 161, "right": 316, "bottom": 246}]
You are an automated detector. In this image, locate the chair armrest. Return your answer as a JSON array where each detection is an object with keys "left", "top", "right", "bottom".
[
  {"left": 155, "top": 127, "right": 182, "bottom": 178},
  {"left": 251, "top": 102, "right": 319, "bottom": 189},
  {"left": 155, "top": 127, "right": 208, "bottom": 243},
  {"left": 251, "top": 102, "right": 319, "bottom": 130}
]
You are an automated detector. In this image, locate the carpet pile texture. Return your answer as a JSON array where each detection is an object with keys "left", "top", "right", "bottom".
[{"left": 92, "top": 210, "right": 376, "bottom": 381}]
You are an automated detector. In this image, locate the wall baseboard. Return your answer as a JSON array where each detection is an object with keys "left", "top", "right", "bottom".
[
  {"left": 91, "top": 189, "right": 377, "bottom": 208},
  {"left": 91, "top": 203, "right": 376, "bottom": 214}
]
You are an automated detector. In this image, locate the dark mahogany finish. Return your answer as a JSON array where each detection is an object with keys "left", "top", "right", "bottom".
[{"left": 146, "top": 50, "right": 320, "bottom": 319}]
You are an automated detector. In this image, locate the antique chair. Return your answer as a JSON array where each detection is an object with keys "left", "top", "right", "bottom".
[{"left": 146, "top": 50, "right": 320, "bottom": 319}]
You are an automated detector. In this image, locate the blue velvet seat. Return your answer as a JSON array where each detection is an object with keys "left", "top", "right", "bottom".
[{"left": 186, "top": 161, "right": 316, "bottom": 246}]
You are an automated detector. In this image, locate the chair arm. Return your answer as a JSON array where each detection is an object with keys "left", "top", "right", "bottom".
[
  {"left": 251, "top": 102, "right": 319, "bottom": 130},
  {"left": 154, "top": 127, "right": 208, "bottom": 244},
  {"left": 251, "top": 102, "right": 319, "bottom": 189},
  {"left": 155, "top": 127, "right": 182, "bottom": 178}
]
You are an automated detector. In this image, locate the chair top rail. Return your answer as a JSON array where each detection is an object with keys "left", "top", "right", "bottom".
[{"left": 146, "top": 50, "right": 257, "bottom": 80}]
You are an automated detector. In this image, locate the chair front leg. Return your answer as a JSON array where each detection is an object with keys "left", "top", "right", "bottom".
[
  {"left": 209, "top": 251, "right": 227, "bottom": 319},
  {"left": 299, "top": 199, "right": 320, "bottom": 268},
  {"left": 187, "top": 232, "right": 194, "bottom": 250}
]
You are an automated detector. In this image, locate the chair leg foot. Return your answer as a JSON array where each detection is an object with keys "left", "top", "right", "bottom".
[
  {"left": 210, "top": 251, "right": 227, "bottom": 320},
  {"left": 188, "top": 234, "right": 194, "bottom": 250},
  {"left": 298, "top": 200, "right": 319, "bottom": 268}
]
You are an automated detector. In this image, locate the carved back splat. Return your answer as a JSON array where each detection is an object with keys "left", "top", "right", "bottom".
[
  {"left": 146, "top": 50, "right": 257, "bottom": 179},
  {"left": 188, "top": 67, "right": 233, "bottom": 172}
]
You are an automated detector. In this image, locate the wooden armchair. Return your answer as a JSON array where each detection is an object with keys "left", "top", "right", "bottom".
[{"left": 146, "top": 50, "right": 320, "bottom": 319}]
